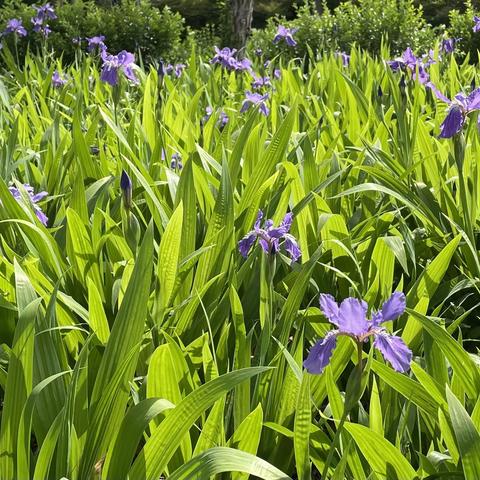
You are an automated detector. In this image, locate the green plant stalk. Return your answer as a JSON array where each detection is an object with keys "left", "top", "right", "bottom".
[
  {"left": 258, "top": 253, "right": 276, "bottom": 366},
  {"left": 321, "top": 341, "right": 364, "bottom": 480}
]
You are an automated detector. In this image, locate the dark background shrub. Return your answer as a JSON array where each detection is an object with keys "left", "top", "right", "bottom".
[
  {"left": 249, "top": 0, "right": 437, "bottom": 60},
  {"left": 0, "top": 0, "right": 186, "bottom": 64}
]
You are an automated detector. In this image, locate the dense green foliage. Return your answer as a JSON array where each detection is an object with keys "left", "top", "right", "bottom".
[
  {"left": 1, "top": 32, "right": 480, "bottom": 478},
  {"left": 0, "top": 0, "right": 188, "bottom": 63},
  {"left": 250, "top": 0, "right": 436, "bottom": 59},
  {"left": 0, "top": 0, "right": 478, "bottom": 63}
]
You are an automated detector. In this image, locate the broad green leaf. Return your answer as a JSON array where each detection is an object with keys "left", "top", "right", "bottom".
[
  {"left": 168, "top": 447, "right": 291, "bottom": 480},
  {"left": 345, "top": 423, "right": 417, "bottom": 479},
  {"left": 129, "top": 367, "right": 270, "bottom": 480},
  {"left": 446, "top": 387, "right": 480, "bottom": 480}
]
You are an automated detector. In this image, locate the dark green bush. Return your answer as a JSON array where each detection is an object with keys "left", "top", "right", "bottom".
[
  {"left": 249, "top": 0, "right": 437, "bottom": 60},
  {"left": 0, "top": 0, "right": 187, "bottom": 63},
  {"left": 334, "top": 0, "right": 437, "bottom": 53},
  {"left": 448, "top": 0, "right": 480, "bottom": 62}
]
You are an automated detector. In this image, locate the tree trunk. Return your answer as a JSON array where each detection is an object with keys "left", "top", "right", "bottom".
[{"left": 228, "top": 0, "right": 254, "bottom": 55}]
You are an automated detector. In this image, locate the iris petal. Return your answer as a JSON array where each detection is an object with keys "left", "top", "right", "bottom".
[
  {"left": 374, "top": 331, "right": 412, "bottom": 373},
  {"left": 380, "top": 292, "right": 406, "bottom": 322},
  {"left": 337, "top": 297, "right": 369, "bottom": 335},
  {"left": 238, "top": 231, "right": 257, "bottom": 258},
  {"left": 439, "top": 105, "right": 464, "bottom": 138},
  {"left": 284, "top": 234, "right": 301, "bottom": 262},
  {"left": 303, "top": 330, "right": 338, "bottom": 374},
  {"left": 319, "top": 293, "right": 340, "bottom": 326}
]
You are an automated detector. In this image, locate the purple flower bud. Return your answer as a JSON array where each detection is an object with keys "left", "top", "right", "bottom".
[
  {"left": 170, "top": 153, "right": 183, "bottom": 170},
  {"left": 120, "top": 170, "right": 132, "bottom": 209}
]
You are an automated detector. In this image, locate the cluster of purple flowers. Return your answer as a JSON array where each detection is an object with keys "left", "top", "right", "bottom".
[
  {"left": 304, "top": 293, "right": 412, "bottom": 374},
  {"left": 238, "top": 210, "right": 301, "bottom": 263},
  {"left": 100, "top": 50, "right": 138, "bottom": 86},
  {"left": 3, "top": 3, "right": 56, "bottom": 39},
  {"left": 202, "top": 106, "right": 229, "bottom": 129},
  {"left": 387, "top": 47, "right": 431, "bottom": 84},
  {"left": 31, "top": 2, "right": 56, "bottom": 37},
  {"left": 160, "top": 62, "right": 186, "bottom": 78},
  {"left": 211, "top": 47, "right": 252, "bottom": 72},
  {"left": 8, "top": 184, "right": 48, "bottom": 225},
  {"left": 273, "top": 25, "right": 298, "bottom": 47},
  {"left": 251, "top": 74, "right": 271, "bottom": 91}
]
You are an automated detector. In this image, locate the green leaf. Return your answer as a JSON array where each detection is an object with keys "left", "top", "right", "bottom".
[
  {"left": 156, "top": 201, "right": 183, "bottom": 315},
  {"left": 129, "top": 367, "right": 271, "bottom": 480},
  {"left": 446, "top": 387, "right": 480, "bottom": 480},
  {"left": 0, "top": 261, "right": 40, "bottom": 479},
  {"left": 294, "top": 374, "right": 311, "bottom": 480},
  {"left": 407, "top": 310, "right": 480, "bottom": 400},
  {"left": 103, "top": 398, "right": 175, "bottom": 479},
  {"left": 345, "top": 423, "right": 418, "bottom": 480},
  {"left": 168, "top": 447, "right": 291, "bottom": 480}
]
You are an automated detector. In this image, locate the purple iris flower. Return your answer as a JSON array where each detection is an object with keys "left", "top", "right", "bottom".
[
  {"left": 238, "top": 210, "right": 301, "bottom": 263},
  {"left": 219, "top": 110, "right": 229, "bottom": 129},
  {"left": 335, "top": 51, "right": 350, "bottom": 66},
  {"left": 202, "top": 106, "right": 229, "bottom": 129},
  {"left": 273, "top": 25, "right": 298, "bottom": 47},
  {"left": 32, "top": 16, "right": 51, "bottom": 37},
  {"left": 211, "top": 47, "right": 238, "bottom": 70},
  {"left": 387, "top": 47, "right": 429, "bottom": 84},
  {"left": 304, "top": 292, "right": 411, "bottom": 374},
  {"left": 100, "top": 50, "right": 138, "bottom": 86},
  {"left": 87, "top": 35, "right": 106, "bottom": 53},
  {"left": 427, "top": 83, "right": 480, "bottom": 138},
  {"left": 240, "top": 91, "right": 269, "bottom": 116},
  {"left": 174, "top": 64, "right": 186, "bottom": 77},
  {"left": 4, "top": 19, "right": 27, "bottom": 37},
  {"left": 211, "top": 47, "right": 252, "bottom": 72},
  {"left": 251, "top": 74, "right": 271, "bottom": 90},
  {"left": 170, "top": 153, "right": 183, "bottom": 170},
  {"left": 9, "top": 184, "right": 48, "bottom": 225},
  {"left": 52, "top": 70, "right": 67, "bottom": 88},
  {"left": 474, "top": 16, "right": 480, "bottom": 33},
  {"left": 34, "top": 3, "right": 57, "bottom": 20},
  {"left": 421, "top": 49, "right": 436, "bottom": 67},
  {"left": 202, "top": 106, "right": 213, "bottom": 125},
  {"left": 441, "top": 38, "right": 456, "bottom": 54},
  {"left": 161, "top": 63, "right": 186, "bottom": 78},
  {"left": 120, "top": 170, "right": 132, "bottom": 209},
  {"left": 255, "top": 48, "right": 263, "bottom": 57}
]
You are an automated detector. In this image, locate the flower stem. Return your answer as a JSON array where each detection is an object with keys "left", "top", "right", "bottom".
[{"left": 321, "top": 340, "right": 364, "bottom": 479}]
